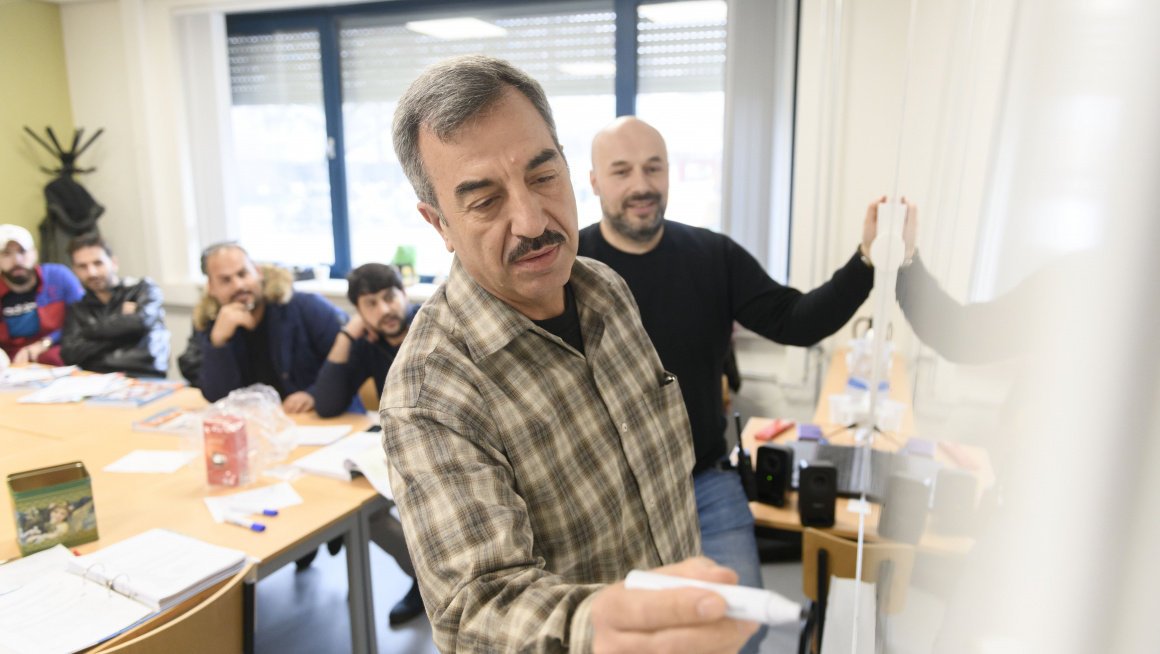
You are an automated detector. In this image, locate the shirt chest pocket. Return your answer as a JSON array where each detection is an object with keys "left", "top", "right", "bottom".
[{"left": 625, "top": 371, "right": 696, "bottom": 474}]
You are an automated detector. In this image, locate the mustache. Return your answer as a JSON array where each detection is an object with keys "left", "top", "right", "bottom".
[
  {"left": 508, "top": 229, "right": 566, "bottom": 264},
  {"left": 622, "top": 192, "right": 662, "bottom": 209}
]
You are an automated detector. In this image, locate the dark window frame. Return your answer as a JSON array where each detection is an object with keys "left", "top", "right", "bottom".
[{"left": 226, "top": 0, "right": 676, "bottom": 276}]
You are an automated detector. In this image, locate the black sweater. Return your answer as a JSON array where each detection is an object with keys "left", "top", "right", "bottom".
[
  {"left": 578, "top": 221, "right": 874, "bottom": 474},
  {"left": 313, "top": 304, "right": 419, "bottom": 417}
]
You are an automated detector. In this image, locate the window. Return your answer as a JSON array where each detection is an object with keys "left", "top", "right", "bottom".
[
  {"left": 636, "top": 1, "right": 727, "bottom": 231},
  {"left": 222, "top": 0, "right": 730, "bottom": 278}
]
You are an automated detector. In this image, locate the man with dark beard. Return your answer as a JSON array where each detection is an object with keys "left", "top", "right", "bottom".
[
  {"left": 61, "top": 232, "right": 170, "bottom": 377},
  {"left": 577, "top": 116, "right": 878, "bottom": 654},
  {"left": 178, "top": 242, "right": 350, "bottom": 414},
  {"left": 315, "top": 263, "right": 417, "bottom": 417},
  {"left": 0, "top": 224, "right": 84, "bottom": 366}
]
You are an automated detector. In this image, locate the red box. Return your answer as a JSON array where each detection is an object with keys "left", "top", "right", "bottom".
[{"left": 203, "top": 414, "right": 249, "bottom": 486}]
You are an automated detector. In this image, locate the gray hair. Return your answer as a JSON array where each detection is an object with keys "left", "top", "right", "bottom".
[{"left": 392, "top": 55, "right": 562, "bottom": 211}]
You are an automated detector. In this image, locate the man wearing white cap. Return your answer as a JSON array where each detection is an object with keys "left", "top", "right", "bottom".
[{"left": 0, "top": 224, "right": 85, "bottom": 365}]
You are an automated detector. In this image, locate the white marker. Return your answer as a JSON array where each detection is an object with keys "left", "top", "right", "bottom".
[
  {"left": 625, "top": 570, "right": 801, "bottom": 625},
  {"left": 224, "top": 513, "right": 266, "bottom": 532}
]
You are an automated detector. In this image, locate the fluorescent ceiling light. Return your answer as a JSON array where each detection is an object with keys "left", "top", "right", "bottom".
[
  {"left": 557, "top": 62, "right": 617, "bottom": 76},
  {"left": 405, "top": 18, "right": 508, "bottom": 40},
  {"left": 638, "top": 1, "right": 727, "bottom": 24}
]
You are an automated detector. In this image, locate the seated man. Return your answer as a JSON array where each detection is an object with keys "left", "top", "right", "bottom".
[
  {"left": 314, "top": 263, "right": 418, "bottom": 418},
  {"left": 178, "top": 243, "right": 353, "bottom": 414},
  {"left": 0, "top": 224, "right": 84, "bottom": 366},
  {"left": 314, "top": 262, "right": 425, "bottom": 625},
  {"left": 61, "top": 233, "right": 170, "bottom": 377},
  {"left": 382, "top": 55, "right": 757, "bottom": 653}
]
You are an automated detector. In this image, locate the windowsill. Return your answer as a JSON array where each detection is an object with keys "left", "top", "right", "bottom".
[{"left": 160, "top": 280, "right": 442, "bottom": 310}]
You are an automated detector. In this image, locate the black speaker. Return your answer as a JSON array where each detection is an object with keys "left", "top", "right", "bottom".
[
  {"left": 878, "top": 473, "right": 930, "bottom": 544},
  {"left": 798, "top": 461, "right": 837, "bottom": 528},
  {"left": 932, "top": 468, "right": 978, "bottom": 537},
  {"left": 755, "top": 444, "right": 793, "bottom": 507}
]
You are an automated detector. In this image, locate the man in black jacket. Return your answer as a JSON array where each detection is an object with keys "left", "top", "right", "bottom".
[{"left": 61, "top": 233, "right": 170, "bottom": 377}]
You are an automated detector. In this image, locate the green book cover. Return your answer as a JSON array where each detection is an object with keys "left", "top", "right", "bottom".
[{"left": 8, "top": 462, "right": 99, "bottom": 556}]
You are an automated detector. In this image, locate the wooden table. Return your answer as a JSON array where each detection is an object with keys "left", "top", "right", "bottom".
[
  {"left": 744, "top": 349, "right": 989, "bottom": 554},
  {"left": 0, "top": 386, "right": 385, "bottom": 654}
]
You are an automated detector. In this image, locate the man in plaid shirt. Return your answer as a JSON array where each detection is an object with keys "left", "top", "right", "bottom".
[{"left": 381, "top": 55, "right": 760, "bottom": 653}]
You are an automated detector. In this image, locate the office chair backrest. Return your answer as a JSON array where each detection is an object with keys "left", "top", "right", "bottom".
[
  {"left": 359, "top": 376, "right": 380, "bottom": 416},
  {"left": 801, "top": 528, "right": 915, "bottom": 615}
]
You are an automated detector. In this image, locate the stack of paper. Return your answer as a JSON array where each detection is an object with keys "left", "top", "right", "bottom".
[
  {"left": 0, "top": 546, "right": 153, "bottom": 654},
  {"left": 67, "top": 529, "right": 247, "bottom": 612},
  {"left": 18, "top": 374, "right": 129, "bottom": 404},
  {"left": 0, "top": 365, "right": 77, "bottom": 392}
]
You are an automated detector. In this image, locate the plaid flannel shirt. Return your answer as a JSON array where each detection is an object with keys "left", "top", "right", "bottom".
[{"left": 381, "top": 256, "right": 701, "bottom": 653}]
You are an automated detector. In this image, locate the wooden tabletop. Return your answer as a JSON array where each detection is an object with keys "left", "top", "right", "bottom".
[
  {"left": 743, "top": 348, "right": 986, "bottom": 554},
  {"left": 1, "top": 387, "right": 375, "bottom": 564}
]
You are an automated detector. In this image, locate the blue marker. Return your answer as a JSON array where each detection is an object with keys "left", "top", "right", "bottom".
[{"left": 224, "top": 513, "right": 266, "bottom": 532}]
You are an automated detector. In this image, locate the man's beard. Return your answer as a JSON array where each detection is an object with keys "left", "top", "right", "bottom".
[
  {"left": 377, "top": 313, "right": 407, "bottom": 339},
  {"left": 1, "top": 267, "right": 32, "bottom": 287},
  {"left": 603, "top": 193, "right": 666, "bottom": 243},
  {"left": 85, "top": 275, "right": 110, "bottom": 292}
]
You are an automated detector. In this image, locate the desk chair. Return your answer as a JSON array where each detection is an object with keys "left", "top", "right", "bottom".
[
  {"left": 91, "top": 565, "right": 252, "bottom": 654},
  {"left": 359, "top": 377, "right": 379, "bottom": 416},
  {"left": 799, "top": 529, "right": 915, "bottom": 654}
]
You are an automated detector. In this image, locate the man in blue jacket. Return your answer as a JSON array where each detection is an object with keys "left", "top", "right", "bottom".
[
  {"left": 178, "top": 243, "right": 350, "bottom": 414},
  {"left": 1, "top": 224, "right": 84, "bottom": 365}
]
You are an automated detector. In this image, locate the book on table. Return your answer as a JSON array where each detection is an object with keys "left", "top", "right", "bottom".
[
  {"left": 292, "top": 429, "right": 394, "bottom": 499},
  {"left": 84, "top": 379, "right": 186, "bottom": 409},
  {"left": 0, "top": 530, "right": 247, "bottom": 654},
  {"left": 131, "top": 406, "right": 198, "bottom": 434}
]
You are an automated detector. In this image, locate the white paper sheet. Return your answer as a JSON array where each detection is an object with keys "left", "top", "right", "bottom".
[
  {"left": 291, "top": 431, "right": 381, "bottom": 481},
  {"left": 0, "top": 365, "right": 76, "bottom": 387},
  {"left": 103, "top": 450, "right": 198, "bottom": 474},
  {"left": 347, "top": 445, "right": 394, "bottom": 500},
  {"left": 203, "top": 482, "right": 304, "bottom": 523},
  {"left": 0, "top": 545, "right": 74, "bottom": 596},
  {"left": 17, "top": 374, "right": 128, "bottom": 404},
  {"left": 281, "top": 425, "right": 353, "bottom": 447},
  {"left": 0, "top": 569, "right": 153, "bottom": 654}
]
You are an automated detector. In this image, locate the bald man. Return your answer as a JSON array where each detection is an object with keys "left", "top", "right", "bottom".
[{"left": 578, "top": 116, "right": 878, "bottom": 653}]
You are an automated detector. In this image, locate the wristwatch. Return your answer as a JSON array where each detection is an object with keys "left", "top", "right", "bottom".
[
  {"left": 40, "top": 337, "right": 52, "bottom": 349},
  {"left": 858, "top": 245, "right": 873, "bottom": 268}
]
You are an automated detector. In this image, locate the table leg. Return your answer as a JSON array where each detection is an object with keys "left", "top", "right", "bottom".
[
  {"left": 346, "top": 508, "right": 377, "bottom": 654},
  {"left": 243, "top": 577, "right": 256, "bottom": 654}
]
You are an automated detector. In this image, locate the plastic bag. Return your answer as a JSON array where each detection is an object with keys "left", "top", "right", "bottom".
[{"left": 181, "top": 384, "right": 296, "bottom": 487}]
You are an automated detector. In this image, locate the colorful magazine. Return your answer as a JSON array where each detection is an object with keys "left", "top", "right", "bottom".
[
  {"left": 131, "top": 406, "right": 198, "bottom": 434},
  {"left": 85, "top": 380, "right": 185, "bottom": 409}
]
